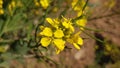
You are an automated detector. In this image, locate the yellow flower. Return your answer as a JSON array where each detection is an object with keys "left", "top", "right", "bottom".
[
  {"left": 46, "top": 18, "right": 59, "bottom": 28},
  {"left": 0, "top": 46, "right": 9, "bottom": 53},
  {"left": 40, "top": 27, "right": 53, "bottom": 37},
  {"left": 77, "top": 10, "right": 83, "bottom": 17},
  {"left": 0, "top": 0, "right": 3, "bottom": 5},
  {"left": 0, "top": 9, "right": 4, "bottom": 15},
  {"left": 40, "top": 37, "right": 51, "bottom": 47},
  {"left": 38, "top": 16, "right": 85, "bottom": 54},
  {"left": 54, "top": 29, "right": 64, "bottom": 38},
  {"left": 0, "top": 0, "right": 4, "bottom": 15},
  {"left": 40, "top": 0, "right": 50, "bottom": 9},
  {"left": 53, "top": 7, "right": 58, "bottom": 12},
  {"left": 67, "top": 32, "right": 83, "bottom": 49},
  {"left": 71, "top": 0, "right": 85, "bottom": 11},
  {"left": 53, "top": 39, "right": 65, "bottom": 54},
  {"left": 62, "top": 17, "right": 74, "bottom": 33},
  {"left": 34, "top": 0, "right": 40, "bottom": 7},
  {"left": 8, "top": 0, "right": 16, "bottom": 15},
  {"left": 105, "top": 44, "right": 112, "bottom": 52},
  {"left": 77, "top": 37, "right": 83, "bottom": 45},
  {"left": 76, "top": 18, "right": 87, "bottom": 30}
]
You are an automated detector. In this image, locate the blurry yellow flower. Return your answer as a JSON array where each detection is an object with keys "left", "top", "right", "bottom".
[
  {"left": 0, "top": 0, "right": 4, "bottom": 15},
  {"left": 11, "top": 1, "right": 16, "bottom": 7},
  {"left": 54, "top": 29, "right": 64, "bottom": 38},
  {"left": 34, "top": 0, "right": 40, "bottom": 7},
  {"left": 77, "top": 37, "right": 83, "bottom": 45},
  {"left": 40, "top": 37, "right": 51, "bottom": 47},
  {"left": 76, "top": 18, "right": 87, "bottom": 30},
  {"left": 40, "top": 27, "right": 53, "bottom": 37},
  {"left": 46, "top": 18, "right": 59, "bottom": 28},
  {"left": 67, "top": 32, "right": 83, "bottom": 49},
  {"left": 53, "top": 39, "right": 65, "bottom": 54},
  {"left": 71, "top": 0, "right": 85, "bottom": 11},
  {"left": 8, "top": 0, "right": 16, "bottom": 15},
  {"left": 53, "top": 7, "right": 58, "bottom": 12},
  {"left": 77, "top": 10, "right": 83, "bottom": 17},
  {"left": 0, "top": 46, "right": 8, "bottom": 53},
  {"left": 0, "top": 9, "right": 4, "bottom": 15},
  {"left": 40, "top": 0, "right": 50, "bottom": 9},
  {"left": 38, "top": 16, "right": 86, "bottom": 54},
  {"left": 0, "top": 0, "right": 3, "bottom": 5},
  {"left": 62, "top": 17, "right": 74, "bottom": 33},
  {"left": 105, "top": 44, "right": 112, "bottom": 52}
]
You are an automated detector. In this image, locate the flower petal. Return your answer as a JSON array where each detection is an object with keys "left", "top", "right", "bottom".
[
  {"left": 40, "top": 27, "right": 53, "bottom": 37},
  {"left": 56, "top": 49, "right": 61, "bottom": 54},
  {"left": 40, "top": 37, "right": 51, "bottom": 47},
  {"left": 53, "top": 39, "right": 65, "bottom": 51},
  {"left": 73, "top": 43, "right": 80, "bottom": 49},
  {"left": 76, "top": 18, "right": 87, "bottom": 30},
  {"left": 54, "top": 29, "right": 64, "bottom": 38},
  {"left": 46, "top": 18, "right": 59, "bottom": 28},
  {"left": 40, "top": 0, "right": 49, "bottom": 9},
  {"left": 77, "top": 37, "right": 83, "bottom": 45},
  {"left": 46, "top": 18, "right": 54, "bottom": 25}
]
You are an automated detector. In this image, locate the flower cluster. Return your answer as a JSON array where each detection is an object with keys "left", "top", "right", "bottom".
[
  {"left": 38, "top": 16, "right": 87, "bottom": 54},
  {"left": 0, "top": 0, "right": 4, "bottom": 15},
  {"left": 34, "top": 0, "right": 50, "bottom": 9},
  {"left": 71, "top": 0, "right": 86, "bottom": 16}
]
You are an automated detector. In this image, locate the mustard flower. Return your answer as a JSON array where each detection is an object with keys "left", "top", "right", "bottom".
[
  {"left": 38, "top": 17, "right": 85, "bottom": 54},
  {"left": 8, "top": 0, "right": 16, "bottom": 15},
  {"left": 0, "top": 0, "right": 4, "bottom": 15},
  {"left": 40, "top": 0, "right": 50, "bottom": 9},
  {"left": 46, "top": 18, "right": 59, "bottom": 29},
  {"left": 34, "top": 0, "right": 40, "bottom": 7},
  {"left": 71, "top": 0, "right": 85, "bottom": 11},
  {"left": 67, "top": 32, "right": 83, "bottom": 49},
  {"left": 39, "top": 26, "right": 65, "bottom": 54},
  {"left": 76, "top": 17, "right": 87, "bottom": 30},
  {"left": 0, "top": 9, "right": 4, "bottom": 15}
]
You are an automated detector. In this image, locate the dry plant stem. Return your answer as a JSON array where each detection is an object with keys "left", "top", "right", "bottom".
[{"left": 88, "top": 10, "right": 120, "bottom": 21}]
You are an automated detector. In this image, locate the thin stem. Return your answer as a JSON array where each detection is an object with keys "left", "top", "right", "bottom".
[
  {"left": 88, "top": 10, "right": 120, "bottom": 21},
  {"left": 82, "top": 30, "right": 104, "bottom": 43}
]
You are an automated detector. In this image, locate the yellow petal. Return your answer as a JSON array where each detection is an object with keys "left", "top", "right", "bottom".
[
  {"left": 72, "top": 32, "right": 81, "bottom": 42},
  {"left": 40, "top": 37, "right": 51, "bottom": 47},
  {"left": 54, "top": 29, "right": 64, "bottom": 38},
  {"left": 53, "top": 39, "right": 65, "bottom": 51},
  {"left": 56, "top": 49, "right": 61, "bottom": 54},
  {"left": 76, "top": 18, "right": 87, "bottom": 30},
  {"left": 62, "top": 21, "right": 69, "bottom": 28},
  {"left": 71, "top": 0, "right": 85, "bottom": 11},
  {"left": 77, "top": 10, "right": 83, "bottom": 17},
  {"left": 69, "top": 24, "right": 74, "bottom": 33},
  {"left": 46, "top": 18, "right": 59, "bottom": 28},
  {"left": 40, "top": 27, "right": 53, "bottom": 37},
  {"left": 77, "top": 37, "right": 83, "bottom": 45},
  {"left": 40, "top": 0, "right": 49, "bottom": 9},
  {"left": 46, "top": 18, "right": 54, "bottom": 25},
  {"left": 73, "top": 43, "right": 80, "bottom": 49}
]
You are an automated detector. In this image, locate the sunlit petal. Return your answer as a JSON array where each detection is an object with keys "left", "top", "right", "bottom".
[{"left": 40, "top": 37, "right": 51, "bottom": 47}]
